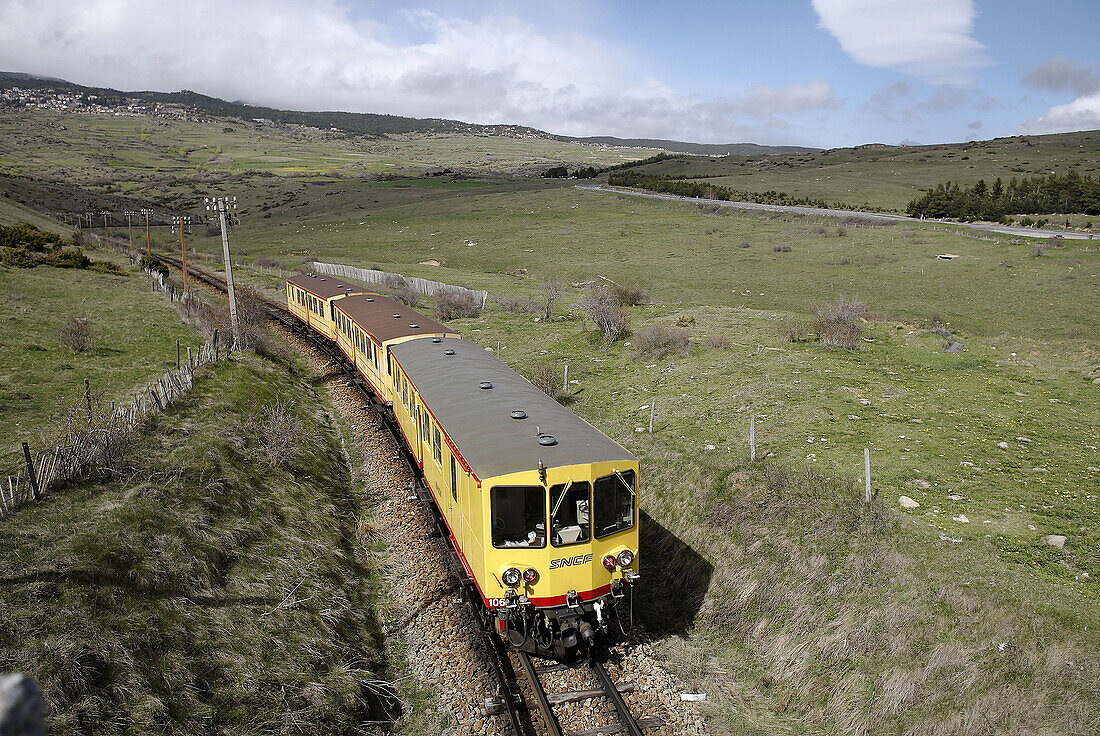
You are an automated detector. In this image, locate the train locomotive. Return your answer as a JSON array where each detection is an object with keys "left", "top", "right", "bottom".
[{"left": 286, "top": 273, "right": 640, "bottom": 660}]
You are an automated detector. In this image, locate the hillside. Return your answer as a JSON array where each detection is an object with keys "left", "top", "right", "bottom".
[{"left": 609, "top": 130, "right": 1100, "bottom": 213}]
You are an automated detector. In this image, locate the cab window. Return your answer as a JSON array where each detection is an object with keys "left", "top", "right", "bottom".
[
  {"left": 550, "top": 481, "right": 591, "bottom": 547},
  {"left": 491, "top": 486, "right": 545, "bottom": 548},
  {"left": 594, "top": 469, "right": 635, "bottom": 539}
]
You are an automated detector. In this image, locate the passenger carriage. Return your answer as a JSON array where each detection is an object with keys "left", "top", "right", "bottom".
[{"left": 285, "top": 272, "right": 371, "bottom": 340}]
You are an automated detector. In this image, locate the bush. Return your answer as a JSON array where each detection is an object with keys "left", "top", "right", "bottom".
[
  {"left": 813, "top": 297, "right": 868, "bottom": 349},
  {"left": 58, "top": 315, "right": 95, "bottom": 352},
  {"left": 0, "top": 222, "right": 65, "bottom": 251},
  {"left": 610, "top": 282, "right": 651, "bottom": 306},
  {"left": 635, "top": 325, "right": 690, "bottom": 359},
  {"left": 380, "top": 273, "right": 419, "bottom": 307},
  {"left": 524, "top": 359, "right": 565, "bottom": 400},
  {"left": 139, "top": 254, "right": 169, "bottom": 276},
  {"left": 773, "top": 245, "right": 792, "bottom": 252},
  {"left": 578, "top": 286, "right": 628, "bottom": 344},
  {"left": 44, "top": 247, "right": 91, "bottom": 269},
  {"left": 88, "top": 260, "right": 126, "bottom": 276},
  {"left": 704, "top": 334, "right": 730, "bottom": 348},
  {"left": 432, "top": 289, "right": 482, "bottom": 320},
  {"left": 1, "top": 247, "right": 36, "bottom": 268},
  {"left": 738, "top": 241, "right": 750, "bottom": 248},
  {"left": 254, "top": 255, "right": 280, "bottom": 268},
  {"left": 783, "top": 320, "right": 810, "bottom": 343},
  {"left": 492, "top": 294, "right": 539, "bottom": 314}
]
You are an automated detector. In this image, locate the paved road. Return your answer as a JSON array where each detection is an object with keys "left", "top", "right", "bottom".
[{"left": 576, "top": 184, "right": 1099, "bottom": 241}]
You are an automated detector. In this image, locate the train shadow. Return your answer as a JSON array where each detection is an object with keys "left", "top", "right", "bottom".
[{"left": 635, "top": 511, "right": 713, "bottom": 637}]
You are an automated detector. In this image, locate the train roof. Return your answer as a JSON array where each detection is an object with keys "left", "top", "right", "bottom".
[
  {"left": 336, "top": 294, "right": 456, "bottom": 343},
  {"left": 390, "top": 337, "right": 636, "bottom": 480},
  {"left": 287, "top": 272, "right": 370, "bottom": 299}
]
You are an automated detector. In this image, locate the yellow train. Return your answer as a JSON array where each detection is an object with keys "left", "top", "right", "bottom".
[{"left": 287, "top": 274, "right": 640, "bottom": 660}]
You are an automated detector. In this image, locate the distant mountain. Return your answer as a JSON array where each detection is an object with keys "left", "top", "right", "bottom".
[
  {"left": 558, "top": 135, "right": 818, "bottom": 156},
  {"left": 0, "top": 71, "right": 816, "bottom": 154}
]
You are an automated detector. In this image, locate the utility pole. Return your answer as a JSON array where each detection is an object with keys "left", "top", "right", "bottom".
[
  {"left": 124, "top": 210, "right": 137, "bottom": 250},
  {"left": 141, "top": 207, "right": 153, "bottom": 255},
  {"left": 84, "top": 211, "right": 95, "bottom": 230},
  {"left": 172, "top": 215, "right": 191, "bottom": 292},
  {"left": 205, "top": 196, "right": 240, "bottom": 348},
  {"left": 101, "top": 211, "right": 109, "bottom": 246}
]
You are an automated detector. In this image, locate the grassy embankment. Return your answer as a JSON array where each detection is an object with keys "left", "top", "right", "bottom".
[
  {"left": 215, "top": 180, "right": 1098, "bottom": 735},
  {"left": 0, "top": 250, "right": 202, "bottom": 462},
  {"left": 0, "top": 347, "right": 393, "bottom": 733}
]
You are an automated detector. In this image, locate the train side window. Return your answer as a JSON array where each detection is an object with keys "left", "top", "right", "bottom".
[
  {"left": 550, "top": 481, "right": 591, "bottom": 547},
  {"left": 594, "top": 469, "right": 635, "bottom": 539},
  {"left": 432, "top": 427, "right": 442, "bottom": 465},
  {"left": 450, "top": 455, "right": 457, "bottom": 501},
  {"left": 491, "top": 486, "right": 546, "bottom": 548}
]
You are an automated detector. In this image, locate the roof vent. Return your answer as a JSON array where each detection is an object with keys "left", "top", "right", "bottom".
[
  {"left": 319, "top": 277, "right": 325, "bottom": 281},
  {"left": 366, "top": 297, "right": 374, "bottom": 302},
  {"left": 409, "top": 324, "right": 419, "bottom": 329},
  {"left": 444, "top": 349, "right": 456, "bottom": 356},
  {"left": 510, "top": 410, "right": 527, "bottom": 420},
  {"left": 392, "top": 313, "right": 401, "bottom": 318},
  {"left": 538, "top": 435, "right": 557, "bottom": 446},
  {"left": 479, "top": 381, "right": 493, "bottom": 390},
  {"left": 432, "top": 337, "right": 442, "bottom": 343}
]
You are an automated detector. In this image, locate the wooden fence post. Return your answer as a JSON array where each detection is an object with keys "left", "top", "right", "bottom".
[
  {"left": 648, "top": 400, "right": 656, "bottom": 433},
  {"left": 563, "top": 364, "right": 569, "bottom": 392},
  {"left": 214, "top": 329, "right": 220, "bottom": 361},
  {"left": 176, "top": 339, "right": 181, "bottom": 371},
  {"left": 84, "top": 378, "right": 92, "bottom": 424},
  {"left": 864, "top": 448, "right": 872, "bottom": 503},
  {"left": 22, "top": 443, "right": 40, "bottom": 502},
  {"left": 750, "top": 415, "right": 756, "bottom": 461}
]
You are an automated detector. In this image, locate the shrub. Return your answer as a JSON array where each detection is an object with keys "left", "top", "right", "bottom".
[
  {"left": 543, "top": 278, "right": 561, "bottom": 320},
  {"left": 773, "top": 245, "right": 792, "bottom": 252},
  {"left": 610, "top": 282, "right": 651, "bottom": 306},
  {"left": 58, "top": 315, "right": 95, "bottom": 352},
  {"left": 139, "top": 254, "right": 169, "bottom": 276},
  {"left": 783, "top": 320, "right": 810, "bottom": 343},
  {"left": 524, "top": 359, "right": 565, "bottom": 400},
  {"left": 432, "top": 289, "right": 482, "bottom": 320},
  {"left": 88, "top": 260, "right": 126, "bottom": 276},
  {"left": 492, "top": 294, "right": 539, "bottom": 314},
  {"left": 1, "top": 247, "right": 36, "bottom": 268},
  {"left": 813, "top": 297, "right": 868, "bottom": 349},
  {"left": 44, "top": 247, "right": 91, "bottom": 269},
  {"left": 1033, "top": 244, "right": 1045, "bottom": 258},
  {"left": 738, "top": 241, "right": 750, "bottom": 248},
  {"left": 578, "top": 286, "right": 628, "bottom": 344},
  {"left": 635, "top": 325, "right": 690, "bottom": 359},
  {"left": 0, "top": 222, "right": 65, "bottom": 251},
  {"left": 835, "top": 226, "right": 847, "bottom": 237},
  {"left": 254, "top": 255, "right": 280, "bottom": 268},
  {"left": 704, "top": 334, "right": 730, "bottom": 348},
  {"left": 812, "top": 225, "right": 827, "bottom": 235},
  {"left": 380, "top": 273, "right": 419, "bottom": 307}
]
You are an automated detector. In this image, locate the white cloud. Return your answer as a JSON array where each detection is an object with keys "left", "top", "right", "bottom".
[
  {"left": 0, "top": 0, "right": 835, "bottom": 144},
  {"left": 812, "top": 0, "right": 989, "bottom": 85},
  {"left": 1017, "top": 93, "right": 1100, "bottom": 135}
]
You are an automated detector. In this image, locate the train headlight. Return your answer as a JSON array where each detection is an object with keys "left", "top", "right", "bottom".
[
  {"left": 617, "top": 549, "right": 635, "bottom": 569},
  {"left": 602, "top": 554, "right": 618, "bottom": 572},
  {"left": 502, "top": 567, "right": 522, "bottom": 587},
  {"left": 522, "top": 568, "right": 539, "bottom": 584}
]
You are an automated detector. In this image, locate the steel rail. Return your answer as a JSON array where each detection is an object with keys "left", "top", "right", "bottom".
[
  {"left": 518, "top": 652, "right": 564, "bottom": 736},
  {"left": 591, "top": 657, "right": 646, "bottom": 736}
]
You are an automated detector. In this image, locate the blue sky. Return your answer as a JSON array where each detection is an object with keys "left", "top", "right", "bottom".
[{"left": 1, "top": 0, "right": 1097, "bottom": 147}]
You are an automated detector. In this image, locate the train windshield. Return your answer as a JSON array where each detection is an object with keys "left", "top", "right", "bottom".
[
  {"left": 491, "top": 486, "right": 546, "bottom": 548},
  {"left": 550, "top": 481, "right": 591, "bottom": 547},
  {"left": 594, "top": 469, "right": 635, "bottom": 539}
]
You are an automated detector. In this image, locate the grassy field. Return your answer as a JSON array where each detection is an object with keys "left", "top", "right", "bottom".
[
  {"left": 0, "top": 251, "right": 204, "bottom": 464},
  {"left": 0, "top": 350, "right": 393, "bottom": 733},
  {"left": 618, "top": 130, "right": 1100, "bottom": 213},
  {"left": 2, "top": 109, "right": 1098, "bottom": 734}
]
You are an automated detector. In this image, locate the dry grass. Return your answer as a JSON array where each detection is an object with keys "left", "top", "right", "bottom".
[
  {"left": 704, "top": 334, "right": 731, "bottom": 349},
  {"left": 577, "top": 286, "right": 628, "bottom": 344},
  {"left": 523, "top": 359, "right": 565, "bottom": 400},
  {"left": 257, "top": 398, "right": 303, "bottom": 467}
]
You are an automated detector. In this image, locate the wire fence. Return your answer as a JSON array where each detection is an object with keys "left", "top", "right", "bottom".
[{"left": 307, "top": 260, "right": 488, "bottom": 307}]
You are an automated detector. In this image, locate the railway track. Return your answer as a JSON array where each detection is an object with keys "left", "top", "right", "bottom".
[{"left": 152, "top": 255, "right": 655, "bottom": 736}]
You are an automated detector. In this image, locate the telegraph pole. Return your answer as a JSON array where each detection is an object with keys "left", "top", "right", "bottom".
[
  {"left": 172, "top": 215, "right": 192, "bottom": 292},
  {"left": 101, "top": 211, "right": 109, "bottom": 246},
  {"left": 205, "top": 196, "right": 240, "bottom": 348},
  {"left": 141, "top": 207, "right": 153, "bottom": 255},
  {"left": 124, "top": 210, "right": 137, "bottom": 250}
]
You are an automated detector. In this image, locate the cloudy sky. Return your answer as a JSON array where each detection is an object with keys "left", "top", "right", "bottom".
[{"left": 0, "top": 0, "right": 1097, "bottom": 147}]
